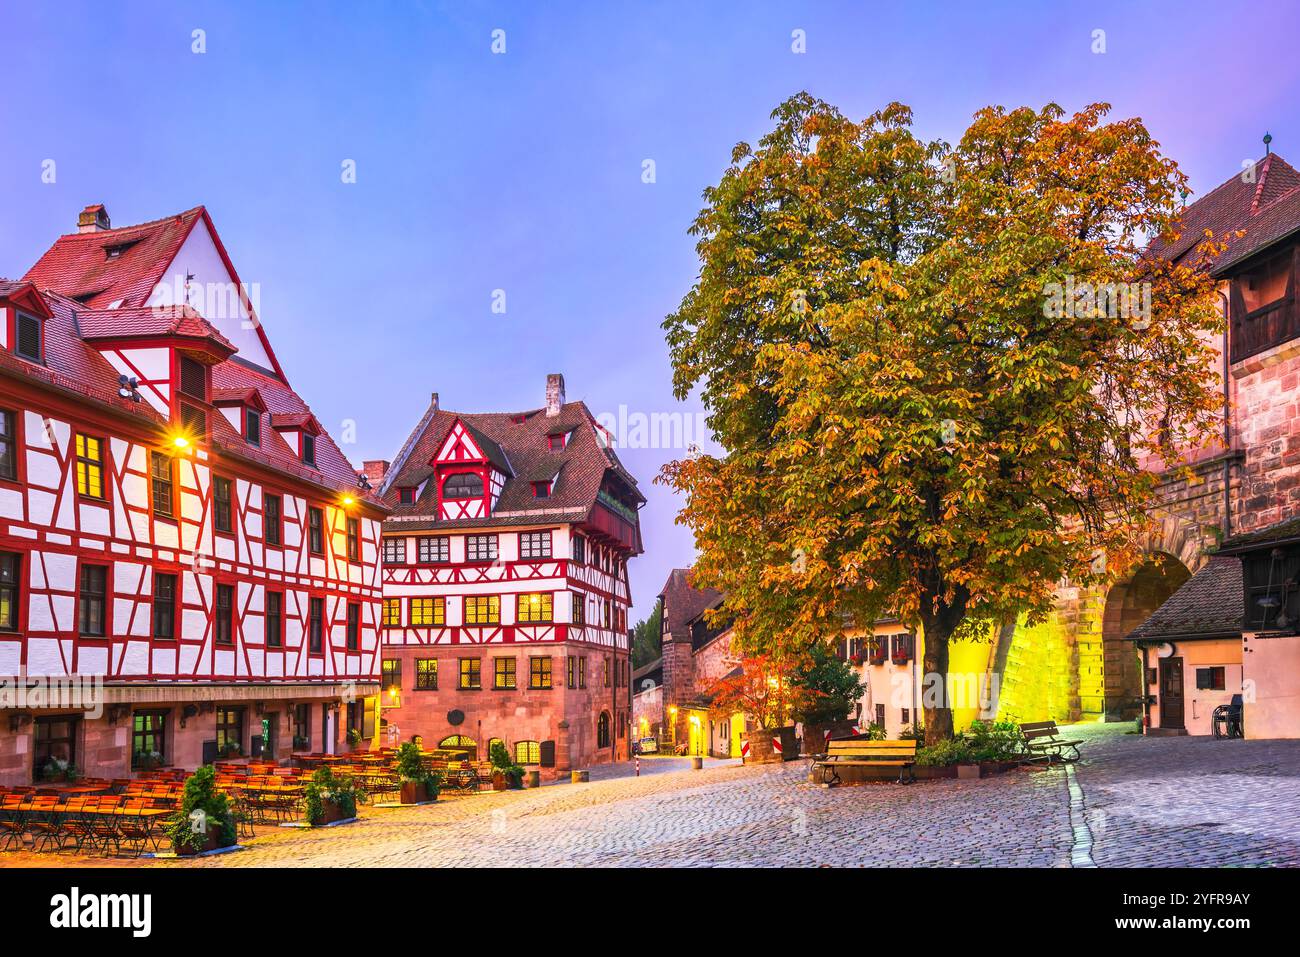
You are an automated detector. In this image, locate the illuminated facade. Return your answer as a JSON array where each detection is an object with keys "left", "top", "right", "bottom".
[
  {"left": 0, "top": 205, "right": 385, "bottom": 784},
  {"left": 372, "top": 376, "right": 643, "bottom": 776}
]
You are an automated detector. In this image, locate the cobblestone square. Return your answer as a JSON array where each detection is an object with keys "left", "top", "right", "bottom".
[{"left": 5, "top": 723, "right": 1298, "bottom": 868}]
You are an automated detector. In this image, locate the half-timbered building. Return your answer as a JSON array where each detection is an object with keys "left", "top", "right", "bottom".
[
  {"left": 371, "top": 375, "right": 643, "bottom": 776},
  {"left": 0, "top": 204, "right": 385, "bottom": 785}
]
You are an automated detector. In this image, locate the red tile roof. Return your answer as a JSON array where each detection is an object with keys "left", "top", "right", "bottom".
[
  {"left": 380, "top": 398, "right": 643, "bottom": 539},
  {"left": 75, "top": 304, "right": 236, "bottom": 354},
  {"left": 3, "top": 207, "right": 382, "bottom": 507},
  {"left": 1151, "top": 154, "right": 1300, "bottom": 274},
  {"left": 23, "top": 207, "right": 204, "bottom": 308}
]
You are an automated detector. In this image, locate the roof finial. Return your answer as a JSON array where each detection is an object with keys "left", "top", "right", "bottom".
[{"left": 1264, "top": 131, "right": 1273, "bottom": 156}]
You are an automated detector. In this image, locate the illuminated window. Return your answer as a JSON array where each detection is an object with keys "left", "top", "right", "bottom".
[
  {"left": 515, "top": 740, "right": 541, "bottom": 764},
  {"left": 572, "top": 593, "right": 585, "bottom": 626},
  {"left": 493, "top": 656, "right": 516, "bottom": 690},
  {"left": 382, "top": 658, "right": 401, "bottom": 692},
  {"left": 566, "top": 655, "right": 587, "bottom": 690},
  {"left": 464, "top": 595, "right": 500, "bottom": 625},
  {"left": 458, "top": 658, "right": 481, "bottom": 690},
  {"left": 415, "top": 658, "right": 438, "bottom": 690},
  {"left": 410, "top": 597, "right": 445, "bottom": 626},
  {"left": 529, "top": 656, "right": 552, "bottom": 690},
  {"left": 516, "top": 592, "right": 552, "bottom": 623},
  {"left": 75, "top": 434, "right": 104, "bottom": 499},
  {"left": 0, "top": 552, "right": 19, "bottom": 631},
  {"left": 382, "top": 598, "right": 401, "bottom": 626},
  {"left": 519, "top": 531, "right": 552, "bottom": 559},
  {"left": 215, "top": 708, "right": 244, "bottom": 753}
]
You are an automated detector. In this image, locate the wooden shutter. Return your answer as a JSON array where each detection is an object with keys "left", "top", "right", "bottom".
[
  {"left": 539, "top": 740, "right": 556, "bottom": 768},
  {"left": 15, "top": 313, "right": 41, "bottom": 361}
]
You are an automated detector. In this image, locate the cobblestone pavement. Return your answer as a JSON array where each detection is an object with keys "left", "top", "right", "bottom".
[{"left": 4, "top": 723, "right": 1297, "bottom": 867}]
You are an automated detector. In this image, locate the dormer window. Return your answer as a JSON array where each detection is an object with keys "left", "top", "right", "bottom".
[
  {"left": 15, "top": 312, "right": 42, "bottom": 363},
  {"left": 245, "top": 408, "right": 261, "bottom": 447},
  {"left": 302, "top": 433, "right": 316, "bottom": 467},
  {"left": 398, "top": 487, "right": 416, "bottom": 505},
  {"left": 532, "top": 481, "right": 552, "bottom": 498},
  {"left": 443, "top": 472, "right": 484, "bottom": 499},
  {"left": 547, "top": 431, "right": 568, "bottom": 451}
]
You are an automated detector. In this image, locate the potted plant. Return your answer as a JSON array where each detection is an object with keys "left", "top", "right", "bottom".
[
  {"left": 395, "top": 741, "right": 442, "bottom": 803},
  {"left": 217, "top": 740, "right": 241, "bottom": 759},
  {"left": 35, "top": 756, "right": 80, "bottom": 782},
  {"left": 489, "top": 740, "right": 524, "bottom": 790},
  {"left": 303, "top": 766, "right": 365, "bottom": 825},
  {"left": 133, "top": 749, "right": 163, "bottom": 772},
  {"left": 346, "top": 728, "right": 363, "bottom": 750},
  {"left": 914, "top": 737, "right": 972, "bottom": 780},
  {"left": 164, "top": 765, "right": 237, "bottom": 855},
  {"left": 964, "top": 719, "right": 1026, "bottom": 776}
]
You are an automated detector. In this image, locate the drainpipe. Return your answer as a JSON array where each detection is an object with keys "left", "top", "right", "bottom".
[
  {"left": 1139, "top": 643, "right": 1151, "bottom": 733},
  {"left": 1221, "top": 290, "right": 1233, "bottom": 539}
]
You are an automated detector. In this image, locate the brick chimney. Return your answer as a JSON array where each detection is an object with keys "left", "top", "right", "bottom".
[
  {"left": 361, "top": 460, "right": 389, "bottom": 486},
  {"left": 545, "top": 373, "right": 565, "bottom": 417},
  {"left": 430, "top": 392, "right": 439, "bottom": 412},
  {"left": 78, "top": 204, "right": 111, "bottom": 233}
]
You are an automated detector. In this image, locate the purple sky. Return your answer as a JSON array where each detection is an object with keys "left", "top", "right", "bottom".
[{"left": 3, "top": 1, "right": 1298, "bottom": 622}]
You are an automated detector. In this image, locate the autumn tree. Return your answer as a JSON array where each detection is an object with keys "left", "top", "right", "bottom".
[{"left": 661, "top": 94, "right": 1224, "bottom": 744}]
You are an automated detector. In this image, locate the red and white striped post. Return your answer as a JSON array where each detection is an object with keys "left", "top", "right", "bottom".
[{"left": 635, "top": 756, "right": 640, "bottom": 777}]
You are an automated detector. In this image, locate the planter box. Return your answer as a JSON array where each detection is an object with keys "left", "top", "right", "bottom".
[
  {"left": 491, "top": 772, "right": 507, "bottom": 791},
  {"left": 315, "top": 798, "right": 349, "bottom": 825},
  {"left": 913, "top": 765, "right": 958, "bottom": 780},
  {"left": 176, "top": 830, "right": 228, "bottom": 856},
  {"left": 399, "top": 781, "right": 430, "bottom": 805}
]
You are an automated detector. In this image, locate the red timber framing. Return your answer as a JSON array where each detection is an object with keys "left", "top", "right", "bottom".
[{"left": 373, "top": 381, "right": 643, "bottom": 774}]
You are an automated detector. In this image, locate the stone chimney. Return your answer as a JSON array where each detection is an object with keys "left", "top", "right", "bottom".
[
  {"left": 545, "top": 373, "right": 565, "bottom": 418},
  {"left": 78, "top": 204, "right": 111, "bottom": 233},
  {"left": 430, "top": 392, "right": 439, "bottom": 412},
  {"left": 361, "top": 460, "right": 389, "bottom": 486}
]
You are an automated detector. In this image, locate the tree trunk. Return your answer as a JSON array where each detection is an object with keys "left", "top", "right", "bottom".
[{"left": 922, "top": 620, "right": 954, "bottom": 746}]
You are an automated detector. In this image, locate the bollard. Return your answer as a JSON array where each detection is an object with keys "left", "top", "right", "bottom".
[
  {"left": 635, "top": 756, "right": 640, "bottom": 777},
  {"left": 691, "top": 756, "right": 703, "bottom": 770},
  {"left": 570, "top": 769, "right": 590, "bottom": 784},
  {"left": 524, "top": 769, "right": 540, "bottom": 788}
]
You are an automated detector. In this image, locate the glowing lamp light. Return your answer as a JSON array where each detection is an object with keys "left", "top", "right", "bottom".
[
  {"left": 171, "top": 435, "right": 191, "bottom": 451},
  {"left": 341, "top": 495, "right": 355, "bottom": 507}
]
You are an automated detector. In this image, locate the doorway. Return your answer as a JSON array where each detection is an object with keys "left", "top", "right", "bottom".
[{"left": 1159, "top": 657, "right": 1185, "bottom": 729}]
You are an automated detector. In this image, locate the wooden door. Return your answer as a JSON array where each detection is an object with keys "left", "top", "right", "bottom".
[{"left": 1159, "top": 657, "right": 1185, "bottom": 729}]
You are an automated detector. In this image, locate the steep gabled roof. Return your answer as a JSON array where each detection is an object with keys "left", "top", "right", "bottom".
[
  {"left": 5, "top": 208, "right": 382, "bottom": 507},
  {"left": 23, "top": 207, "right": 205, "bottom": 309},
  {"left": 1150, "top": 153, "right": 1300, "bottom": 274},
  {"left": 380, "top": 397, "right": 643, "bottom": 536}
]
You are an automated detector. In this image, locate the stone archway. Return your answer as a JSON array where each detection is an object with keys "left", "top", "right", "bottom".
[{"left": 1101, "top": 552, "right": 1191, "bottom": 720}]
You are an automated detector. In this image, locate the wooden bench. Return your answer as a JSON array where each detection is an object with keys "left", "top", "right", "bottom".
[
  {"left": 1019, "top": 721, "right": 1082, "bottom": 763},
  {"left": 812, "top": 739, "right": 917, "bottom": 786}
]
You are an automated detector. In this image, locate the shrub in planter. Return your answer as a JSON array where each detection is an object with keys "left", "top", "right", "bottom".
[
  {"left": 133, "top": 750, "right": 163, "bottom": 772},
  {"left": 304, "top": 767, "right": 365, "bottom": 825},
  {"left": 347, "top": 728, "right": 363, "bottom": 750},
  {"left": 965, "top": 720, "right": 1024, "bottom": 763},
  {"left": 395, "top": 741, "right": 443, "bottom": 803},
  {"left": 914, "top": 737, "right": 974, "bottom": 768},
  {"left": 36, "top": 756, "right": 81, "bottom": 783},
  {"left": 217, "top": 741, "right": 242, "bottom": 759},
  {"left": 489, "top": 741, "right": 524, "bottom": 789},
  {"left": 165, "top": 765, "right": 237, "bottom": 854}
]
